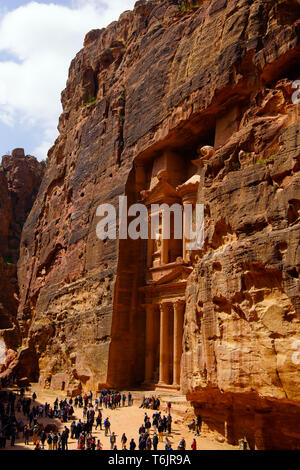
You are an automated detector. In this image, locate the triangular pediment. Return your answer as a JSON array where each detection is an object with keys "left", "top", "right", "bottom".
[
  {"left": 141, "top": 179, "right": 179, "bottom": 205},
  {"left": 146, "top": 263, "right": 193, "bottom": 286},
  {"left": 141, "top": 170, "right": 180, "bottom": 205}
]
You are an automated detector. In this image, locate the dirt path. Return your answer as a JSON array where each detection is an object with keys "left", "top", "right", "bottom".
[{"left": 2, "top": 384, "right": 237, "bottom": 451}]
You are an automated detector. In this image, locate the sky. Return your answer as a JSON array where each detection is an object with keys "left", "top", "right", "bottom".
[{"left": 0, "top": 0, "right": 136, "bottom": 161}]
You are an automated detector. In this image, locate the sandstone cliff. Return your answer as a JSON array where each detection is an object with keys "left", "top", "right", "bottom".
[
  {"left": 16, "top": 0, "right": 300, "bottom": 448},
  {"left": 0, "top": 149, "right": 44, "bottom": 379}
]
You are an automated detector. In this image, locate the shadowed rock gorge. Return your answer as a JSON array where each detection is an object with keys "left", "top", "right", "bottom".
[
  {"left": 3, "top": 0, "right": 300, "bottom": 449},
  {"left": 0, "top": 149, "right": 44, "bottom": 379}
]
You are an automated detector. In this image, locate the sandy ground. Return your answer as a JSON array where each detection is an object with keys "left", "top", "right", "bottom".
[{"left": 2, "top": 384, "right": 237, "bottom": 451}]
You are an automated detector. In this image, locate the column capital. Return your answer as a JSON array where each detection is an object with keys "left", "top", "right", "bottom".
[
  {"left": 174, "top": 299, "right": 185, "bottom": 310},
  {"left": 160, "top": 302, "right": 171, "bottom": 312}
]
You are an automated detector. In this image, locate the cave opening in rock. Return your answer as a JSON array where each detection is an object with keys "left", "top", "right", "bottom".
[{"left": 0, "top": 315, "right": 12, "bottom": 330}]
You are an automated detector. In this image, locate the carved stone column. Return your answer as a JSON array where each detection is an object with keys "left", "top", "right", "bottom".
[
  {"left": 173, "top": 301, "right": 185, "bottom": 387},
  {"left": 159, "top": 302, "right": 170, "bottom": 385},
  {"left": 176, "top": 177, "right": 200, "bottom": 263},
  {"left": 147, "top": 213, "right": 154, "bottom": 267},
  {"left": 162, "top": 238, "right": 169, "bottom": 264},
  {"left": 145, "top": 304, "right": 156, "bottom": 384}
]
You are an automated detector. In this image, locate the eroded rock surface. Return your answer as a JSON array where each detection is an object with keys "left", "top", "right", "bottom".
[
  {"left": 0, "top": 149, "right": 44, "bottom": 378},
  {"left": 16, "top": 0, "right": 300, "bottom": 448}
]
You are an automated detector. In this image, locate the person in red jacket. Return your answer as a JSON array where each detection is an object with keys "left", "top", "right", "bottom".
[{"left": 191, "top": 438, "right": 197, "bottom": 450}]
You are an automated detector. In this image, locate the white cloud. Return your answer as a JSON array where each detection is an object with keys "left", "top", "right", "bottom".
[{"left": 0, "top": 0, "right": 135, "bottom": 160}]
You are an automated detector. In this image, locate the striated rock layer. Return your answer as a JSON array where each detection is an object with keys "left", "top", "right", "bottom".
[
  {"left": 16, "top": 0, "right": 300, "bottom": 448},
  {"left": 0, "top": 149, "right": 44, "bottom": 379}
]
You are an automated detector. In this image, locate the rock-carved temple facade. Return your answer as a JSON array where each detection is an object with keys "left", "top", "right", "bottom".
[{"left": 108, "top": 145, "right": 215, "bottom": 391}]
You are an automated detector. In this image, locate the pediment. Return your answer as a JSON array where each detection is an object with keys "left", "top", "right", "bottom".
[
  {"left": 146, "top": 262, "right": 193, "bottom": 286},
  {"left": 141, "top": 179, "right": 179, "bottom": 205}
]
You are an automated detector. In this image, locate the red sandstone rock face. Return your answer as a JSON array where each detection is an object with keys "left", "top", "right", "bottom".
[
  {"left": 0, "top": 165, "right": 17, "bottom": 345},
  {"left": 2, "top": 149, "right": 45, "bottom": 263},
  {"left": 0, "top": 150, "right": 44, "bottom": 379},
  {"left": 16, "top": 0, "right": 300, "bottom": 448}
]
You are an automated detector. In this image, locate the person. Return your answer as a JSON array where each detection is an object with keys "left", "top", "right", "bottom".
[
  {"left": 78, "top": 434, "right": 85, "bottom": 450},
  {"left": 158, "top": 420, "right": 164, "bottom": 442},
  {"left": 47, "top": 433, "right": 53, "bottom": 450},
  {"left": 153, "top": 432, "right": 158, "bottom": 451},
  {"left": 130, "top": 438, "right": 136, "bottom": 451},
  {"left": 146, "top": 436, "right": 152, "bottom": 450},
  {"left": 191, "top": 438, "right": 197, "bottom": 450},
  {"left": 167, "top": 414, "right": 172, "bottom": 434},
  {"left": 104, "top": 418, "right": 111, "bottom": 436},
  {"left": 139, "top": 424, "right": 145, "bottom": 435},
  {"left": 165, "top": 436, "right": 171, "bottom": 450},
  {"left": 239, "top": 437, "right": 248, "bottom": 450},
  {"left": 178, "top": 437, "right": 186, "bottom": 450},
  {"left": 152, "top": 415, "right": 158, "bottom": 433},
  {"left": 24, "top": 425, "right": 30, "bottom": 445},
  {"left": 10, "top": 427, "right": 16, "bottom": 447},
  {"left": 188, "top": 419, "right": 196, "bottom": 432},
  {"left": 140, "top": 396, "right": 145, "bottom": 409},
  {"left": 145, "top": 418, "right": 151, "bottom": 433},
  {"left": 0, "top": 430, "right": 6, "bottom": 449},
  {"left": 128, "top": 392, "right": 132, "bottom": 406},
  {"left": 71, "top": 421, "right": 76, "bottom": 439},
  {"left": 110, "top": 432, "right": 116, "bottom": 450},
  {"left": 32, "top": 392, "right": 37, "bottom": 401},
  {"left": 29, "top": 411, "right": 34, "bottom": 427},
  {"left": 195, "top": 415, "right": 202, "bottom": 436},
  {"left": 61, "top": 428, "right": 69, "bottom": 451},
  {"left": 32, "top": 424, "right": 39, "bottom": 445},
  {"left": 90, "top": 438, "right": 96, "bottom": 451},
  {"left": 52, "top": 432, "right": 58, "bottom": 450},
  {"left": 121, "top": 433, "right": 127, "bottom": 450},
  {"left": 96, "top": 440, "right": 103, "bottom": 450},
  {"left": 139, "top": 434, "right": 146, "bottom": 451},
  {"left": 96, "top": 411, "right": 102, "bottom": 430},
  {"left": 40, "top": 430, "right": 47, "bottom": 449}
]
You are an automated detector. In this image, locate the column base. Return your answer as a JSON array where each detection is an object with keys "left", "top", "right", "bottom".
[
  {"left": 155, "top": 382, "right": 180, "bottom": 392},
  {"left": 141, "top": 381, "right": 156, "bottom": 391}
]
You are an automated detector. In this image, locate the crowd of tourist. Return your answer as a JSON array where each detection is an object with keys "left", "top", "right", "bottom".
[{"left": 0, "top": 387, "right": 199, "bottom": 451}]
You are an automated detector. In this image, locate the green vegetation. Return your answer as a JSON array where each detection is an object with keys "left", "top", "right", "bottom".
[
  {"left": 256, "top": 154, "right": 276, "bottom": 165},
  {"left": 3, "top": 256, "right": 14, "bottom": 265},
  {"left": 119, "top": 92, "right": 126, "bottom": 104},
  {"left": 180, "top": 1, "right": 202, "bottom": 12},
  {"left": 83, "top": 95, "right": 98, "bottom": 107},
  {"left": 230, "top": 161, "right": 241, "bottom": 171},
  {"left": 36, "top": 318, "right": 50, "bottom": 325}
]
